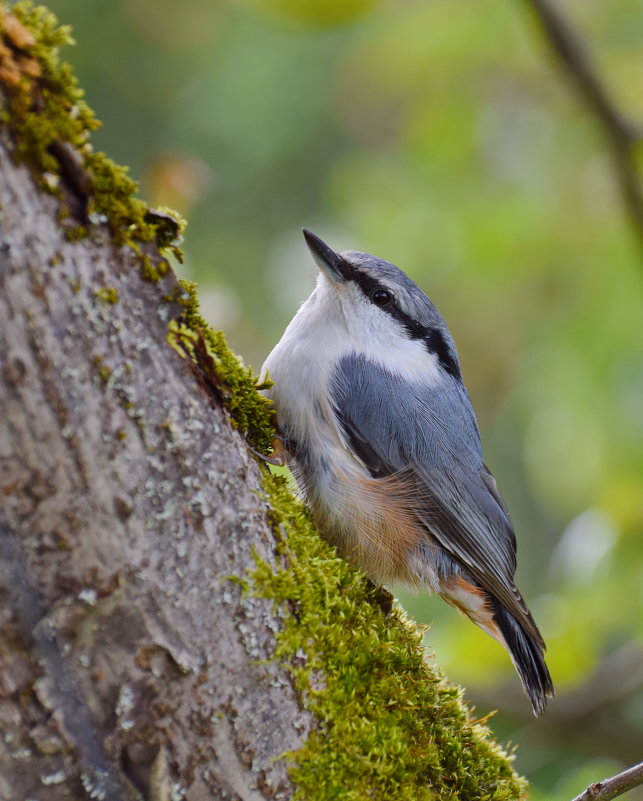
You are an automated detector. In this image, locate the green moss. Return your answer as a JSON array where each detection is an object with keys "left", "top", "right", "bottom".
[
  {"left": 94, "top": 286, "right": 119, "bottom": 304},
  {"left": 93, "top": 355, "right": 112, "bottom": 384},
  {"left": 0, "top": 1, "right": 184, "bottom": 275},
  {"left": 166, "top": 279, "right": 275, "bottom": 453},
  {"left": 140, "top": 252, "right": 170, "bottom": 283},
  {"left": 251, "top": 474, "right": 526, "bottom": 801},
  {"left": 64, "top": 225, "right": 89, "bottom": 242}
]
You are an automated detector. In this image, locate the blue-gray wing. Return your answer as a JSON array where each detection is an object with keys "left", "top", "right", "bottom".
[{"left": 331, "top": 354, "right": 537, "bottom": 635}]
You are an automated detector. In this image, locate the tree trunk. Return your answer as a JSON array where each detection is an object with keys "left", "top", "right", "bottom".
[
  {"left": 0, "top": 5, "right": 525, "bottom": 800},
  {"left": 0, "top": 125, "right": 314, "bottom": 801}
]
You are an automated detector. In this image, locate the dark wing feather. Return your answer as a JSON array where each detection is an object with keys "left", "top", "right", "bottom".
[{"left": 331, "top": 354, "right": 540, "bottom": 640}]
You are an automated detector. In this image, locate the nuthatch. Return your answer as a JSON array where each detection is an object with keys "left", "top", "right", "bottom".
[{"left": 262, "top": 229, "right": 554, "bottom": 715}]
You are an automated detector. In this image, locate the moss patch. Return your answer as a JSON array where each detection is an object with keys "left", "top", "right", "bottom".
[
  {"left": 167, "top": 280, "right": 275, "bottom": 453},
  {"left": 252, "top": 474, "right": 526, "bottom": 801},
  {"left": 0, "top": 1, "right": 183, "bottom": 274},
  {"left": 94, "top": 286, "right": 119, "bottom": 304}
]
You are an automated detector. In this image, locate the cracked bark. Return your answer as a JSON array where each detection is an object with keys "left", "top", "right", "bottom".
[{"left": 0, "top": 138, "right": 313, "bottom": 800}]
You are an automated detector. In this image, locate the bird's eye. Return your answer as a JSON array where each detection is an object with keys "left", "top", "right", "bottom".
[{"left": 371, "top": 289, "right": 393, "bottom": 306}]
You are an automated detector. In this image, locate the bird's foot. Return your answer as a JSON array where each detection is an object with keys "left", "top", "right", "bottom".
[{"left": 365, "top": 580, "right": 394, "bottom": 617}]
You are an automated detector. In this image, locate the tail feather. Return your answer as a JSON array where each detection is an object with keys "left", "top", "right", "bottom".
[{"left": 491, "top": 599, "right": 554, "bottom": 716}]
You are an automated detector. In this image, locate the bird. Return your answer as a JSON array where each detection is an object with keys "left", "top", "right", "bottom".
[{"left": 261, "top": 228, "right": 554, "bottom": 715}]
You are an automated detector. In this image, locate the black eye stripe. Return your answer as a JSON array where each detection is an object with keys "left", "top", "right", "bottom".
[
  {"left": 350, "top": 270, "right": 462, "bottom": 381},
  {"left": 351, "top": 272, "right": 395, "bottom": 310},
  {"left": 424, "top": 329, "right": 461, "bottom": 380}
]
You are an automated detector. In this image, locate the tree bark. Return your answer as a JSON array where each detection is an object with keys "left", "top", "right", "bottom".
[{"left": 0, "top": 140, "right": 311, "bottom": 799}]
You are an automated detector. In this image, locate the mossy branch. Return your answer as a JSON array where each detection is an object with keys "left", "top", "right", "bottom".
[{"left": 253, "top": 476, "right": 526, "bottom": 801}]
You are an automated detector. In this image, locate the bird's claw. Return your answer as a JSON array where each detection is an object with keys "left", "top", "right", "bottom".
[
  {"left": 246, "top": 436, "right": 287, "bottom": 467},
  {"left": 365, "top": 581, "right": 394, "bottom": 617}
]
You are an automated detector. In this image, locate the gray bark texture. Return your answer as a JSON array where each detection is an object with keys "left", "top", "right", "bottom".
[{"left": 0, "top": 139, "right": 312, "bottom": 800}]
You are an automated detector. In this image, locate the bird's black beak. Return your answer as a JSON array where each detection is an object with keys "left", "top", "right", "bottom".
[{"left": 302, "top": 228, "right": 349, "bottom": 283}]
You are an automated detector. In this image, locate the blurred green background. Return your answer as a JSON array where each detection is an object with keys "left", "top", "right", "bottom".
[{"left": 43, "top": 0, "right": 642, "bottom": 797}]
